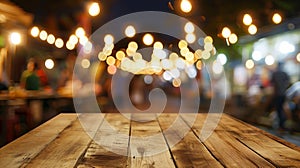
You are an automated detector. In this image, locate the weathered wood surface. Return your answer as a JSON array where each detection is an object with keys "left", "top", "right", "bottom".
[{"left": 1, "top": 113, "right": 300, "bottom": 168}]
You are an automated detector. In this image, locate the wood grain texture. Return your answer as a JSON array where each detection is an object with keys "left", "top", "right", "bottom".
[
  {"left": 77, "top": 113, "right": 130, "bottom": 168},
  {"left": 128, "top": 113, "right": 176, "bottom": 168},
  {"left": 220, "top": 115, "right": 300, "bottom": 167},
  {"left": 0, "top": 114, "right": 77, "bottom": 168},
  {"left": 157, "top": 113, "right": 223, "bottom": 168},
  {"left": 1, "top": 113, "right": 300, "bottom": 168},
  {"left": 24, "top": 114, "right": 104, "bottom": 168}
]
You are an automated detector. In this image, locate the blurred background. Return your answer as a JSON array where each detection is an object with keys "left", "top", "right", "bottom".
[{"left": 0, "top": 0, "right": 300, "bottom": 146}]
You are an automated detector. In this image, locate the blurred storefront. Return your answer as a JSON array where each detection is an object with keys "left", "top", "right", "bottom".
[{"left": 0, "top": 0, "right": 32, "bottom": 86}]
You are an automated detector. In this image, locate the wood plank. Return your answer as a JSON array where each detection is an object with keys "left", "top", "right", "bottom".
[
  {"left": 128, "top": 113, "right": 176, "bottom": 168},
  {"left": 0, "top": 114, "right": 77, "bottom": 168},
  {"left": 157, "top": 113, "right": 223, "bottom": 167},
  {"left": 182, "top": 113, "right": 276, "bottom": 167},
  {"left": 77, "top": 113, "right": 130, "bottom": 168},
  {"left": 220, "top": 115, "right": 300, "bottom": 167},
  {"left": 25, "top": 113, "right": 105, "bottom": 168}
]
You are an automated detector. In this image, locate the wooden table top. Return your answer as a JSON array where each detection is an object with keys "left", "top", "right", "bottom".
[{"left": 1, "top": 113, "right": 300, "bottom": 168}]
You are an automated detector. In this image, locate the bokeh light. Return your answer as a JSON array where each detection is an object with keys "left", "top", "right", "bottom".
[
  {"left": 81, "top": 59, "right": 90, "bottom": 69},
  {"left": 107, "top": 65, "right": 117, "bottom": 75},
  {"left": 252, "top": 50, "right": 263, "bottom": 61},
  {"left": 144, "top": 75, "right": 153, "bottom": 84},
  {"left": 106, "top": 56, "right": 116, "bottom": 66},
  {"left": 245, "top": 59, "right": 255, "bottom": 69},
  {"left": 221, "top": 27, "right": 231, "bottom": 38},
  {"left": 184, "top": 22, "right": 195, "bottom": 33},
  {"left": 125, "top": 25, "right": 136, "bottom": 37},
  {"left": 47, "top": 34, "right": 55, "bottom": 44},
  {"left": 217, "top": 53, "right": 227, "bottom": 65},
  {"left": 243, "top": 14, "right": 252, "bottom": 26},
  {"left": 180, "top": 0, "right": 192, "bottom": 13},
  {"left": 116, "top": 50, "right": 125, "bottom": 60},
  {"left": 297, "top": 53, "right": 300, "bottom": 63},
  {"left": 248, "top": 24, "right": 257, "bottom": 35},
  {"left": 30, "top": 26, "right": 40, "bottom": 37},
  {"left": 272, "top": 13, "right": 282, "bottom": 24},
  {"left": 88, "top": 2, "right": 100, "bottom": 16},
  {"left": 104, "top": 34, "right": 114, "bottom": 45},
  {"left": 9, "top": 32, "right": 21, "bottom": 45},
  {"left": 75, "top": 27, "right": 85, "bottom": 38},
  {"left": 45, "top": 59, "right": 54, "bottom": 69},
  {"left": 185, "top": 33, "right": 196, "bottom": 43},
  {"left": 229, "top": 33, "right": 238, "bottom": 44},
  {"left": 265, "top": 55, "right": 275, "bottom": 65},
  {"left": 66, "top": 41, "right": 75, "bottom": 50},
  {"left": 212, "top": 60, "right": 224, "bottom": 74},
  {"left": 39, "top": 30, "right": 47, "bottom": 41},
  {"left": 69, "top": 34, "right": 78, "bottom": 45},
  {"left": 55, "top": 38, "right": 64, "bottom": 48},
  {"left": 143, "top": 33, "right": 154, "bottom": 46}
]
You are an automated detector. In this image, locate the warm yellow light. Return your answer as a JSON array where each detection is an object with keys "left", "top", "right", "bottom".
[
  {"left": 229, "top": 33, "right": 238, "bottom": 44},
  {"left": 143, "top": 33, "right": 154, "bottom": 46},
  {"left": 55, "top": 38, "right": 64, "bottom": 48},
  {"left": 178, "top": 40, "right": 188, "bottom": 49},
  {"left": 172, "top": 78, "right": 181, "bottom": 87},
  {"left": 185, "top": 33, "right": 196, "bottom": 43},
  {"left": 180, "top": 47, "right": 189, "bottom": 56},
  {"left": 272, "top": 13, "right": 282, "bottom": 24},
  {"left": 195, "top": 49, "right": 202, "bottom": 59},
  {"left": 169, "top": 53, "right": 179, "bottom": 61},
  {"left": 47, "top": 34, "right": 55, "bottom": 44},
  {"left": 204, "top": 43, "right": 213, "bottom": 51},
  {"left": 69, "top": 34, "right": 78, "bottom": 45},
  {"left": 243, "top": 14, "right": 252, "bottom": 26},
  {"left": 180, "top": 0, "right": 192, "bottom": 13},
  {"left": 9, "top": 32, "right": 21, "bottom": 45},
  {"left": 79, "top": 36, "right": 88, "bottom": 45},
  {"left": 45, "top": 59, "right": 54, "bottom": 69},
  {"left": 133, "top": 53, "right": 142, "bottom": 61},
  {"left": 106, "top": 56, "right": 116, "bottom": 65},
  {"left": 204, "top": 36, "right": 213, "bottom": 44},
  {"left": 81, "top": 59, "right": 90, "bottom": 69},
  {"left": 202, "top": 50, "right": 210, "bottom": 60},
  {"left": 39, "top": 30, "right": 47, "bottom": 41},
  {"left": 221, "top": 27, "right": 231, "bottom": 38},
  {"left": 88, "top": 2, "right": 100, "bottom": 16},
  {"left": 297, "top": 53, "right": 300, "bottom": 63},
  {"left": 184, "top": 22, "right": 194, "bottom": 33},
  {"left": 107, "top": 65, "right": 117, "bottom": 75},
  {"left": 125, "top": 25, "right": 136, "bottom": 38},
  {"left": 153, "top": 41, "right": 163, "bottom": 49},
  {"left": 104, "top": 34, "right": 114, "bottom": 45},
  {"left": 128, "top": 41, "right": 138, "bottom": 51},
  {"left": 245, "top": 59, "right": 255, "bottom": 69},
  {"left": 98, "top": 52, "right": 107, "bottom": 61},
  {"left": 75, "top": 27, "right": 85, "bottom": 38},
  {"left": 248, "top": 24, "right": 257, "bottom": 35},
  {"left": 196, "top": 60, "right": 202, "bottom": 70},
  {"left": 116, "top": 51, "right": 125, "bottom": 60},
  {"left": 185, "top": 52, "right": 194, "bottom": 62},
  {"left": 30, "top": 26, "right": 40, "bottom": 37},
  {"left": 66, "top": 41, "right": 75, "bottom": 50}
]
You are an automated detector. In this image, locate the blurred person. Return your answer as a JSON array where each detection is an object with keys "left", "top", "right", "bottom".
[
  {"left": 270, "top": 62, "right": 290, "bottom": 130},
  {"left": 20, "top": 58, "right": 40, "bottom": 90},
  {"left": 0, "top": 49, "right": 8, "bottom": 90},
  {"left": 283, "top": 81, "right": 300, "bottom": 130},
  {"left": 36, "top": 61, "right": 49, "bottom": 88}
]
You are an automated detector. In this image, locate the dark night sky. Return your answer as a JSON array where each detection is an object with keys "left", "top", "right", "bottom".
[{"left": 9, "top": 0, "right": 300, "bottom": 53}]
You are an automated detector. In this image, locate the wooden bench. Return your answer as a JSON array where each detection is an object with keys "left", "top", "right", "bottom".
[{"left": 0, "top": 113, "right": 300, "bottom": 167}]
